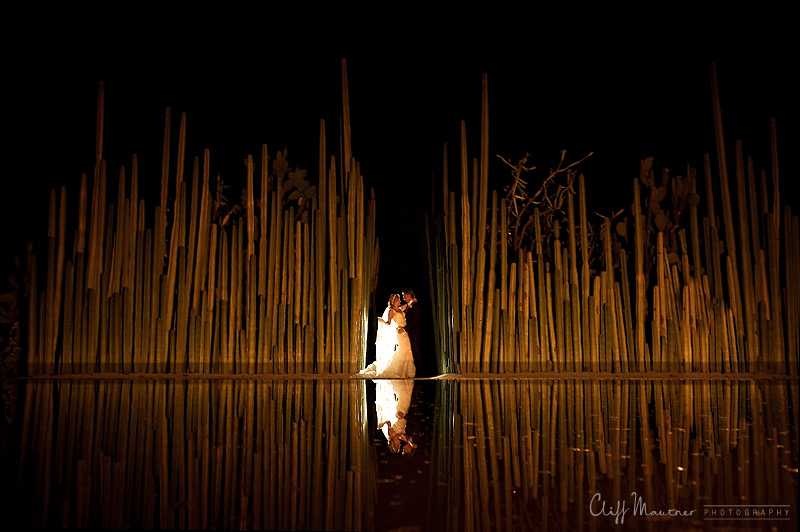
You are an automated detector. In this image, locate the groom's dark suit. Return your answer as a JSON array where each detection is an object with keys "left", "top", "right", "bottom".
[{"left": 404, "top": 301, "right": 422, "bottom": 373}]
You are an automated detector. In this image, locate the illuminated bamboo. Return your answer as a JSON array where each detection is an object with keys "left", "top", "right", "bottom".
[{"left": 33, "top": 71, "right": 377, "bottom": 377}]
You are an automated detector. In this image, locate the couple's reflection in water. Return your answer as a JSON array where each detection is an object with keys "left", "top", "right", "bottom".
[{"left": 374, "top": 379, "right": 418, "bottom": 455}]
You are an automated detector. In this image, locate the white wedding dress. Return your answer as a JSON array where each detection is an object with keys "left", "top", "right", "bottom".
[
  {"left": 359, "top": 306, "right": 416, "bottom": 379},
  {"left": 374, "top": 379, "right": 414, "bottom": 442}
]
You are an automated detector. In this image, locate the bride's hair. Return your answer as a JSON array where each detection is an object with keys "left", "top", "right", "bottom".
[
  {"left": 387, "top": 293, "right": 401, "bottom": 306},
  {"left": 400, "top": 437, "right": 417, "bottom": 456}
]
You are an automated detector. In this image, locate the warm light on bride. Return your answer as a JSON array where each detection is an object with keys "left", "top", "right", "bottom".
[{"left": 359, "top": 293, "right": 416, "bottom": 379}]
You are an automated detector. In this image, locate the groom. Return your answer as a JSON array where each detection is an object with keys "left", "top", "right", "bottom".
[{"left": 400, "top": 289, "right": 422, "bottom": 374}]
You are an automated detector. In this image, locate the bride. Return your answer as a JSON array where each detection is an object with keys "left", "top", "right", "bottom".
[{"left": 359, "top": 294, "right": 416, "bottom": 378}]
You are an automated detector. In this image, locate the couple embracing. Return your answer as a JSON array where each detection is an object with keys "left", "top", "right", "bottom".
[{"left": 359, "top": 289, "right": 420, "bottom": 379}]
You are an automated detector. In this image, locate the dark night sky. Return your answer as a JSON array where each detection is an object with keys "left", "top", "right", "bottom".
[{"left": 4, "top": 15, "right": 797, "bottom": 305}]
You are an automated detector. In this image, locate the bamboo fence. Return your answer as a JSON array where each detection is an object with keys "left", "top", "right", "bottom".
[
  {"left": 26, "top": 59, "right": 377, "bottom": 377},
  {"left": 427, "top": 68, "right": 799, "bottom": 375}
]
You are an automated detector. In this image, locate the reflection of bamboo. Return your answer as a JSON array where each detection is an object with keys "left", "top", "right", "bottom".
[
  {"left": 469, "top": 382, "right": 489, "bottom": 530},
  {"left": 19, "top": 379, "right": 376, "bottom": 528},
  {"left": 574, "top": 381, "right": 585, "bottom": 531},
  {"left": 558, "top": 381, "right": 567, "bottom": 512},
  {"left": 432, "top": 378, "right": 797, "bottom": 530},
  {"left": 543, "top": 380, "right": 554, "bottom": 526}
]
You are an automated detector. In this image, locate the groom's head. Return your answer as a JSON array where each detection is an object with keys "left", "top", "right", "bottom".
[{"left": 402, "top": 289, "right": 415, "bottom": 304}]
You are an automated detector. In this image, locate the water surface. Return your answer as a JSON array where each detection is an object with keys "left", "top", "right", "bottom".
[{"left": 6, "top": 376, "right": 798, "bottom": 530}]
